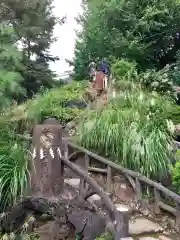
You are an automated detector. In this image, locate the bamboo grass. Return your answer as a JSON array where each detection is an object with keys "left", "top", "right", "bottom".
[{"left": 78, "top": 89, "right": 173, "bottom": 180}]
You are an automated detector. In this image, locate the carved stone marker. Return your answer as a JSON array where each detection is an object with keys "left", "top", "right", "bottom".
[{"left": 31, "top": 118, "right": 64, "bottom": 198}]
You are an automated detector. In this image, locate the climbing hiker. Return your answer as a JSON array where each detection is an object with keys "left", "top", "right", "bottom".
[
  {"left": 99, "top": 58, "right": 110, "bottom": 91},
  {"left": 93, "top": 67, "right": 106, "bottom": 97},
  {"left": 99, "top": 58, "right": 110, "bottom": 74},
  {"left": 86, "top": 60, "right": 97, "bottom": 102},
  {"left": 88, "top": 60, "right": 96, "bottom": 83}
]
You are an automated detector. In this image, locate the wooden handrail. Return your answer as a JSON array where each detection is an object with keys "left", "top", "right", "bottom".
[
  {"left": 67, "top": 141, "right": 180, "bottom": 204},
  {"left": 60, "top": 142, "right": 130, "bottom": 238}
]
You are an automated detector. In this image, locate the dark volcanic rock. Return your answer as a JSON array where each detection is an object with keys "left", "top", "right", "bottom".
[{"left": 67, "top": 210, "right": 106, "bottom": 240}]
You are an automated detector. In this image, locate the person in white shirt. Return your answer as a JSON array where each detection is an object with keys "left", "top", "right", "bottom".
[{"left": 88, "top": 61, "right": 96, "bottom": 82}]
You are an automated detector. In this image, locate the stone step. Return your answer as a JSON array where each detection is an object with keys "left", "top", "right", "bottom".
[
  {"left": 115, "top": 203, "right": 130, "bottom": 212},
  {"left": 64, "top": 178, "right": 133, "bottom": 211},
  {"left": 64, "top": 178, "right": 175, "bottom": 239},
  {"left": 139, "top": 238, "right": 158, "bottom": 240},
  {"left": 64, "top": 178, "right": 114, "bottom": 208},
  {"left": 64, "top": 178, "right": 81, "bottom": 189},
  {"left": 129, "top": 218, "right": 163, "bottom": 236},
  {"left": 138, "top": 235, "right": 178, "bottom": 240}
]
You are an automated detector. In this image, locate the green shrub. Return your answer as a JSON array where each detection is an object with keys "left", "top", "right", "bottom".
[
  {"left": 111, "top": 59, "right": 138, "bottom": 81},
  {"left": 78, "top": 88, "right": 173, "bottom": 180},
  {"left": 140, "top": 67, "right": 174, "bottom": 95},
  {"left": 169, "top": 51, "right": 180, "bottom": 86},
  {"left": 0, "top": 124, "right": 28, "bottom": 210},
  {"left": 111, "top": 60, "right": 174, "bottom": 99},
  {"left": 0, "top": 81, "right": 87, "bottom": 210},
  {"left": 111, "top": 58, "right": 174, "bottom": 96},
  {"left": 163, "top": 104, "right": 180, "bottom": 125},
  {"left": 26, "top": 81, "right": 86, "bottom": 122},
  {"left": 170, "top": 150, "right": 180, "bottom": 194},
  {"left": 114, "top": 79, "right": 138, "bottom": 92},
  {"left": 96, "top": 233, "right": 113, "bottom": 240},
  {"left": 1, "top": 81, "right": 87, "bottom": 132},
  {"left": 0, "top": 228, "right": 39, "bottom": 239}
]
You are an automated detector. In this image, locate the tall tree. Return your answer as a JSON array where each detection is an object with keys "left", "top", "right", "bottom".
[
  {"left": 0, "top": 24, "right": 25, "bottom": 108},
  {"left": 0, "top": 0, "right": 63, "bottom": 98},
  {"left": 73, "top": 0, "right": 180, "bottom": 79}
]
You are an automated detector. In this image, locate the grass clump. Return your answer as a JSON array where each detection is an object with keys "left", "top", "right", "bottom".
[
  {"left": 0, "top": 81, "right": 87, "bottom": 211},
  {"left": 26, "top": 81, "right": 86, "bottom": 123},
  {"left": 96, "top": 233, "right": 113, "bottom": 240},
  {"left": 1, "top": 81, "right": 87, "bottom": 132},
  {"left": 170, "top": 150, "right": 180, "bottom": 194},
  {"left": 78, "top": 87, "right": 174, "bottom": 180},
  {"left": 0, "top": 124, "right": 29, "bottom": 210}
]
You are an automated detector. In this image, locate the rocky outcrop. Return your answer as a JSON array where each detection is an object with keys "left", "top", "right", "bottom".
[{"left": 0, "top": 182, "right": 112, "bottom": 240}]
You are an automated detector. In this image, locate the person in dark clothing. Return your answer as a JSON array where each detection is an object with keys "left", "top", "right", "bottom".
[
  {"left": 99, "top": 58, "right": 110, "bottom": 76},
  {"left": 99, "top": 58, "right": 110, "bottom": 90}
]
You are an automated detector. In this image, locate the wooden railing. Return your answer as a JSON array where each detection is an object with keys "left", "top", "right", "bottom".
[
  {"left": 60, "top": 140, "right": 132, "bottom": 239},
  {"left": 66, "top": 140, "right": 180, "bottom": 231},
  {"left": 18, "top": 122, "right": 132, "bottom": 239},
  {"left": 17, "top": 132, "right": 180, "bottom": 231}
]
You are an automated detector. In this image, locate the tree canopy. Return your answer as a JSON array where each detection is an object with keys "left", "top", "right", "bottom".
[
  {"left": 0, "top": 0, "right": 64, "bottom": 104},
  {"left": 0, "top": 24, "right": 24, "bottom": 108},
  {"left": 73, "top": 0, "right": 180, "bottom": 80}
]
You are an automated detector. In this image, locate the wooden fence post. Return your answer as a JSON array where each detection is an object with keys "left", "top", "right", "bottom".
[
  {"left": 154, "top": 188, "right": 161, "bottom": 214},
  {"left": 80, "top": 153, "right": 89, "bottom": 195},
  {"left": 114, "top": 210, "right": 130, "bottom": 239},
  {"left": 175, "top": 202, "right": 180, "bottom": 231},
  {"left": 106, "top": 165, "right": 112, "bottom": 193},
  {"left": 31, "top": 118, "right": 64, "bottom": 198},
  {"left": 135, "top": 178, "right": 142, "bottom": 204}
]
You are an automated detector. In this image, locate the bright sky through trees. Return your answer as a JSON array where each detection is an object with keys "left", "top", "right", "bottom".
[{"left": 50, "top": 0, "right": 82, "bottom": 75}]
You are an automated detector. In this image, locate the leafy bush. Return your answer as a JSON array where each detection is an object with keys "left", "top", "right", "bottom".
[
  {"left": 169, "top": 51, "right": 180, "bottom": 87},
  {"left": 170, "top": 150, "right": 180, "bottom": 194},
  {"left": 0, "top": 225, "right": 39, "bottom": 239},
  {"left": 96, "top": 233, "right": 113, "bottom": 240},
  {"left": 26, "top": 81, "right": 86, "bottom": 123},
  {"left": 78, "top": 88, "right": 173, "bottom": 179},
  {"left": 0, "top": 82, "right": 87, "bottom": 210},
  {"left": 140, "top": 67, "right": 174, "bottom": 95},
  {"left": 1, "top": 81, "right": 87, "bottom": 132},
  {"left": 111, "top": 59, "right": 138, "bottom": 81},
  {"left": 111, "top": 60, "right": 174, "bottom": 97},
  {"left": 163, "top": 104, "right": 180, "bottom": 125},
  {"left": 169, "top": 66, "right": 180, "bottom": 87},
  {"left": 114, "top": 79, "right": 137, "bottom": 92}
]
